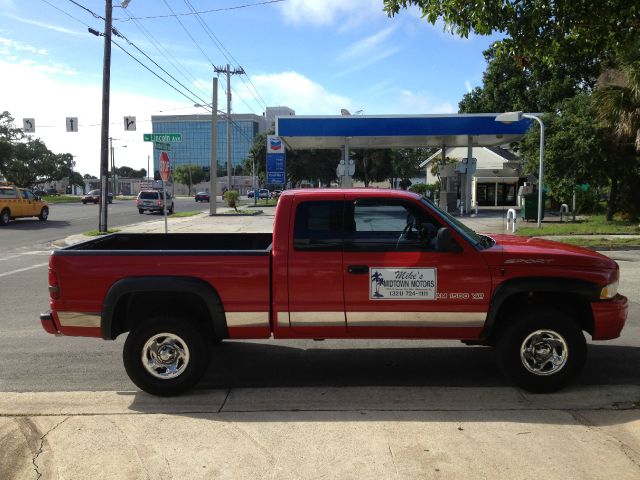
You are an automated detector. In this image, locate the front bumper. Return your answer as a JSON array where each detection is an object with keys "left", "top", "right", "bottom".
[{"left": 591, "top": 294, "right": 629, "bottom": 340}]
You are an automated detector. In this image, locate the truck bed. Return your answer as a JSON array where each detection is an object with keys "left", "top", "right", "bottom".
[{"left": 59, "top": 233, "right": 273, "bottom": 253}]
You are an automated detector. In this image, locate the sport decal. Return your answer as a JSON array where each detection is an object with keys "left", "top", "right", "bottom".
[{"left": 370, "top": 268, "right": 437, "bottom": 300}]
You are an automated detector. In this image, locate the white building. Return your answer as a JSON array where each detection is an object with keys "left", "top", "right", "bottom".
[{"left": 420, "top": 146, "right": 528, "bottom": 211}]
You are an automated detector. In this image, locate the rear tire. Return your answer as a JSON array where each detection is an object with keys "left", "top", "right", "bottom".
[
  {"left": 123, "top": 316, "right": 210, "bottom": 396},
  {"left": 0, "top": 208, "right": 9, "bottom": 226},
  {"left": 495, "top": 307, "right": 586, "bottom": 393},
  {"left": 38, "top": 207, "right": 49, "bottom": 221}
]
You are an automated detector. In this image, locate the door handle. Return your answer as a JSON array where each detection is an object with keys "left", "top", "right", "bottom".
[{"left": 348, "top": 265, "right": 369, "bottom": 275}]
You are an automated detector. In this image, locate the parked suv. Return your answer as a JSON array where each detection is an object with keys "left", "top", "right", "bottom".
[{"left": 136, "top": 190, "right": 174, "bottom": 214}]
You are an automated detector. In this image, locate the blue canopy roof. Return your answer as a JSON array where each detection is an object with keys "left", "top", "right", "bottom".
[{"left": 276, "top": 114, "right": 534, "bottom": 149}]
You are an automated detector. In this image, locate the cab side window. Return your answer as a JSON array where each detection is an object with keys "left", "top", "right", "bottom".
[
  {"left": 293, "top": 201, "right": 344, "bottom": 251},
  {"left": 345, "top": 199, "right": 440, "bottom": 251}
]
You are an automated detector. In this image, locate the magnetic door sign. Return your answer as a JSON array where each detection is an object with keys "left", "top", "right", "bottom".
[{"left": 369, "top": 268, "right": 437, "bottom": 300}]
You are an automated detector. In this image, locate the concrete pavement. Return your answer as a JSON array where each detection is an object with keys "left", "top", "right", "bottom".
[
  {"left": 4, "top": 206, "right": 639, "bottom": 479},
  {"left": 2, "top": 387, "right": 639, "bottom": 479}
]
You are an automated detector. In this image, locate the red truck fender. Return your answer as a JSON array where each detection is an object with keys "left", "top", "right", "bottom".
[
  {"left": 101, "top": 276, "right": 228, "bottom": 341},
  {"left": 480, "top": 276, "right": 601, "bottom": 341}
]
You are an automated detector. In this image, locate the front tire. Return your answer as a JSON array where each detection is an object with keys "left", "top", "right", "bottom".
[
  {"left": 495, "top": 307, "right": 586, "bottom": 393},
  {"left": 123, "top": 317, "right": 210, "bottom": 396},
  {"left": 138, "top": 209, "right": 144, "bottom": 214},
  {"left": 38, "top": 207, "right": 49, "bottom": 221}
]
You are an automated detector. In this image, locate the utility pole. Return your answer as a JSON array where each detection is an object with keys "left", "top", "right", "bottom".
[
  {"left": 210, "top": 77, "right": 218, "bottom": 215},
  {"left": 98, "top": 0, "right": 113, "bottom": 233},
  {"left": 214, "top": 64, "right": 244, "bottom": 191}
]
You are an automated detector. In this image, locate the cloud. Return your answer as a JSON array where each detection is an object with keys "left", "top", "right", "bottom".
[
  {"left": 465, "top": 80, "right": 473, "bottom": 93},
  {"left": 0, "top": 36, "right": 49, "bottom": 55},
  {"left": 334, "top": 47, "right": 401, "bottom": 78},
  {"left": 246, "top": 71, "right": 352, "bottom": 115},
  {"left": 363, "top": 87, "right": 455, "bottom": 115},
  {"left": 279, "top": 0, "right": 384, "bottom": 27},
  {"left": 4, "top": 14, "right": 84, "bottom": 35},
  {"left": 339, "top": 25, "right": 398, "bottom": 61}
]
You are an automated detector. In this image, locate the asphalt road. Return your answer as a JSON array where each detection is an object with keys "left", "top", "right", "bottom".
[
  {"left": 0, "top": 208, "right": 638, "bottom": 392},
  {"left": 0, "top": 196, "right": 208, "bottom": 251}
]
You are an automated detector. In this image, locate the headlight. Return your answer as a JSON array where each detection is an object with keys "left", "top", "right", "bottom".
[{"left": 600, "top": 280, "right": 619, "bottom": 299}]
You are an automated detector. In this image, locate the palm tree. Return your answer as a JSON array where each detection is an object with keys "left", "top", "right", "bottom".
[
  {"left": 595, "top": 58, "right": 640, "bottom": 151},
  {"left": 371, "top": 271, "right": 384, "bottom": 298},
  {"left": 593, "top": 49, "right": 640, "bottom": 220}
]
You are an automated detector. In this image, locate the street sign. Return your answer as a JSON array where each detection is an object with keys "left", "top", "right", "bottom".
[
  {"left": 66, "top": 117, "right": 78, "bottom": 132},
  {"left": 159, "top": 151, "right": 171, "bottom": 182},
  {"left": 23, "top": 118, "right": 35, "bottom": 133},
  {"left": 154, "top": 141, "right": 171, "bottom": 151},
  {"left": 124, "top": 116, "right": 136, "bottom": 131},
  {"left": 143, "top": 133, "right": 182, "bottom": 142}
]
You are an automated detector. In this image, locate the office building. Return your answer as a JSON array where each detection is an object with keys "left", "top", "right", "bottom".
[{"left": 151, "top": 106, "right": 295, "bottom": 179}]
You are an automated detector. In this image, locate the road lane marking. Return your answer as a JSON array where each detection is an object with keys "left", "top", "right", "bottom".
[
  {"left": 0, "top": 251, "right": 51, "bottom": 262},
  {"left": 0, "top": 262, "right": 48, "bottom": 277}
]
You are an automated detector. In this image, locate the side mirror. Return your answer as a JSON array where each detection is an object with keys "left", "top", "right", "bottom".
[{"left": 436, "top": 227, "right": 462, "bottom": 252}]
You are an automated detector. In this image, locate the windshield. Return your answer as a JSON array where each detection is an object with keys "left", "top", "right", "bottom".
[{"left": 419, "top": 198, "right": 494, "bottom": 249}]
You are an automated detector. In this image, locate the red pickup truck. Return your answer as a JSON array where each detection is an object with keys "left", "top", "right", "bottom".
[{"left": 41, "top": 189, "right": 628, "bottom": 396}]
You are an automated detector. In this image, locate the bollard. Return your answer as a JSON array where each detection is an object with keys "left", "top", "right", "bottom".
[
  {"left": 560, "top": 203, "right": 569, "bottom": 222},
  {"left": 506, "top": 208, "right": 517, "bottom": 233}
]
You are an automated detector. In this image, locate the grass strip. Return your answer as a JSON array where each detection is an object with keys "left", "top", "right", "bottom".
[
  {"left": 84, "top": 228, "right": 120, "bottom": 236},
  {"left": 518, "top": 215, "right": 640, "bottom": 236}
]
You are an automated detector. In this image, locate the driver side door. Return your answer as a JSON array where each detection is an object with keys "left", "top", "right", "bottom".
[{"left": 342, "top": 195, "right": 491, "bottom": 339}]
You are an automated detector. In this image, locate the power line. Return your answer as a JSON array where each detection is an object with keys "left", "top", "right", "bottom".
[
  {"left": 183, "top": 0, "right": 265, "bottom": 113},
  {"left": 161, "top": 0, "right": 215, "bottom": 67},
  {"left": 111, "top": 38, "right": 204, "bottom": 107},
  {"left": 114, "top": 0, "right": 284, "bottom": 21},
  {"left": 110, "top": 27, "right": 211, "bottom": 107},
  {"left": 40, "top": 0, "right": 92, "bottom": 27},
  {"left": 67, "top": 0, "right": 104, "bottom": 20},
  {"left": 120, "top": 9, "right": 213, "bottom": 103}
]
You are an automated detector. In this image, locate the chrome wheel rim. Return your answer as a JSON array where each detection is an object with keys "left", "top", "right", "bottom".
[
  {"left": 520, "top": 329, "right": 568, "bottom": 376},
  {"left": 41, "top": 208, "right": 48, "bottom": 219},
  {"left": 141, "top": 333, "right": 190, "bottom": 379}
]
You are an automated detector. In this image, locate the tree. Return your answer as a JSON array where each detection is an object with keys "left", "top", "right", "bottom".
[
  {"left": 458, "top": 45, "right": 594, "bottom": 114},
  {"left": 0, "top": 111, "right": 23, "bottom": 179},
  {"left": 2, "top": 139, "right": 65, "bottom": 187},
  {"left": 593, "top": 48, "right": 640, "bottom": 219},
  {"left": 518, "top": 94, "right": 631, "bottom": 219},
  {"left": 383, "top": 1, "right": 639, "bottom": 75},
  {"left": 114, "top": 166, "right": 147, "bottom": 179},
  {"left": 173, "top": 165, "right": 208, "bottom": 195},
  {"left": 287, "top": 149, "right": 341, "bottom": 187}
]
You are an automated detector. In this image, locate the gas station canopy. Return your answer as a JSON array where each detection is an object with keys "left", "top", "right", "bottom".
[{"left": 276, "top": 113, "right": 533, "bottom": 149}]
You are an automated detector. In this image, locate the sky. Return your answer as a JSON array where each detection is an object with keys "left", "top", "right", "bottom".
[{"left": 0, "top": 0, "right": 499, "bottom": 177}]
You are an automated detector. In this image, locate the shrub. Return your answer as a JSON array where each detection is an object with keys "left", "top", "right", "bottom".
[{"left": 222, "top": 190, "right": 240, "bottom": 211}]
